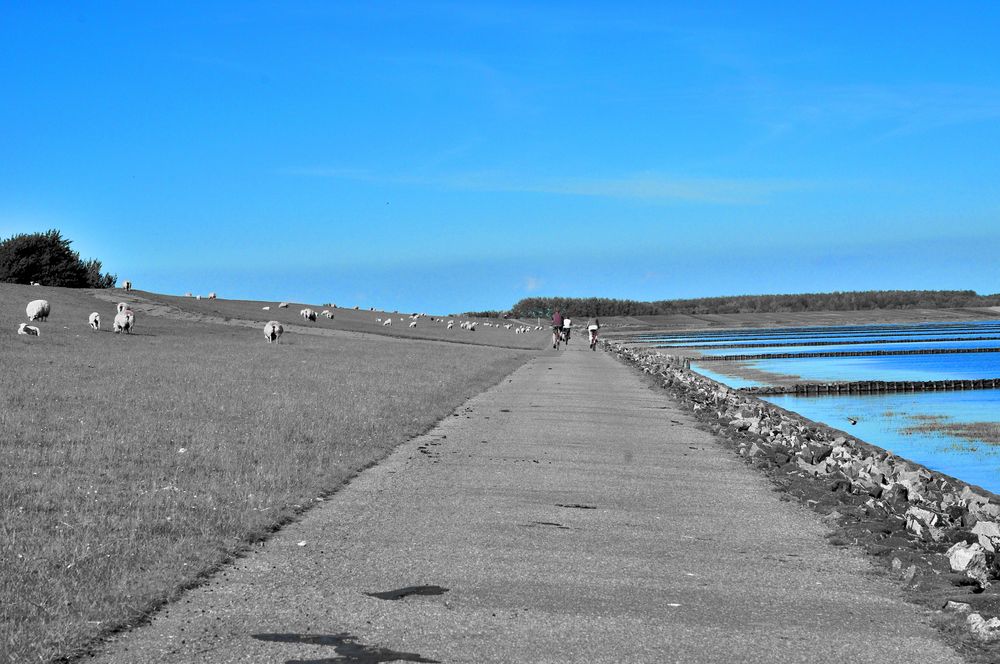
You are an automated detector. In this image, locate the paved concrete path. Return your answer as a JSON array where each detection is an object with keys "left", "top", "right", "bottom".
[{"left": 89, "top": 342, "right": 964, "bottom": 664}]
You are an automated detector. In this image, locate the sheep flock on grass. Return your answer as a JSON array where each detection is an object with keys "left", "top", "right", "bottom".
[{"left": 12, "top": 291, "right": 547, "bottom": 346}]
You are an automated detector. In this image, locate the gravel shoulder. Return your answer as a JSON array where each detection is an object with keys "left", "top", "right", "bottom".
[{"left": 86, "top": 342, "right": 965, "bottom": 663}]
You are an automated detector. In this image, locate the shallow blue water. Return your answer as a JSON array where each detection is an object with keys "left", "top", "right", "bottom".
[
  {"left": 764, "top": 391, "right": 1000, "bottom": 494},
  {"left": 688, "top": 363, "right": 763, "bottom": 389},
  {"left": 642, "top": 321, "right": 1000, "bottom": 346},
  {"left": 668, "top": 320, "right": 1000, "bottom": 493},
  {"left": 698, "top": 339, "right": 1000, "bottom": 356},
  {"left": 747, "top": 353, "right": 1000, "bottom": 382},
  {"left": 654, "top": 331, "right": 1000, "bottom": 348}
]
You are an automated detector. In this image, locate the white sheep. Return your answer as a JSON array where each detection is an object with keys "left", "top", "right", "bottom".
[
  {"left": 208, "top": 292, "right": 217, "bottom": 299},
  {"left": 89, "top": 312, "right": 101, "bottom": 331},
  {"left": 321, "top": 310, "right": 333, "bottom": 318},
  {"left": 383, "top": 318, "right": 392, "bottom": 326},
  {"left": 196, "top": 295, "right": 202, "bottom": 300},
  {"left": 300, "top": 308, "right": 317, "bottom": 322},
  {"left": 262, "top": 306, "right": 271, "bottom": 311},
  {"left": 184, "top": 292, "right": 193, "bottom": 297},
  {"left": 30, "top": 281, "right": 41, "bottom": 286},
  {"left": 263, "top": 320, "right": 283, "bottom": 343},
  {"left": 409, "top": 321, "right": 417, "bottom": 328},
  {"left": 17, "top": 323, "right": 40, "bottom": 336},
  {"left": 447, "top": 322, "right": 454, "bottom": 329},
  {"left": 468, "top": 322, "right": 477, "bottom": 331},
  {"left": 376, "top": 318, "right": 382, "bottom": 323},
  {"left": 123, "top": 280, "right": 132, "bottom": 291},
  {"left": 26, "top": 299, "right": 50, "bottom": 321},
  {"left": 278, "top": 302, "right": 289, "bottom": 309}
]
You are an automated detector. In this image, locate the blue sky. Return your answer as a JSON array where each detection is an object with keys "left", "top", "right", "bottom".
[{"left": 2, "top": 2, "right": 999, "bottom": 313}]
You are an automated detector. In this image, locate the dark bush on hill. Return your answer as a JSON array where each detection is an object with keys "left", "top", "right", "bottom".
[
  {"left": 463, "top": 309, "right": 508, "bottom": 318},
  {"left": 511, "top": 290, "right": 1000, "bottom": 318},
  {"left": 0, "top": 229, "right": 116, "bottom": 288}
]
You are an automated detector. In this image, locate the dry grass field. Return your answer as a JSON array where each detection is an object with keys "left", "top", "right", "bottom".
[{"left": 0, "top": 284, "right": 537, "bottom": 663}]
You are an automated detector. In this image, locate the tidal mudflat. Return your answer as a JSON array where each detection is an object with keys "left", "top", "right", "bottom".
[{"left": 670, "top": 319, "right": 1000, "bottom": 495}]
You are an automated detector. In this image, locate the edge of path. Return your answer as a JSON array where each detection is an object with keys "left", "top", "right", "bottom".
[
  {"left": 59, "top": 334, "right": 540, "bottom": 664},
  {"left": 606, "top": 341, "right": 1000, "bottom": 662}
]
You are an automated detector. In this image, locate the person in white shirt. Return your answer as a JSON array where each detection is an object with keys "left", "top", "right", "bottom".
[
  {"left": 587, "top": 318, "right": 600, "bottom": 350},
  {"left": 562, "top": 317, "right": 572, "bottom": 344}
]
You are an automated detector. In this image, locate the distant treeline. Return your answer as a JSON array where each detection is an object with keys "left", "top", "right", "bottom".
[
  {"left": 505, "top": 291, "right": 1000, "bottom": 318},
  {"left": 463, "top": 309, "right": 508, "bottom": 318},
  {"left": 0, "top": 229, "right": 116, "bottom": 288}
]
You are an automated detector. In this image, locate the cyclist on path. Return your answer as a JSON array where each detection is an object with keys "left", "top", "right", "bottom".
[
  {"left": 588, "top": 318, "right": 600, "bottom": 350},
  {"left": 551, "top": 310, "right": 564, "bottom": 349}
]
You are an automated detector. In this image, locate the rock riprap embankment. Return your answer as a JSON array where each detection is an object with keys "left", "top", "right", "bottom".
[{"left": 606, "top": 340, "right": 1000, "bottom": 650}]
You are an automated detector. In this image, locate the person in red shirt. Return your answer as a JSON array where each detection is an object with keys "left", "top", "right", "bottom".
[{"left": 551, "top": 310, "right": 564, "bottom": 349}]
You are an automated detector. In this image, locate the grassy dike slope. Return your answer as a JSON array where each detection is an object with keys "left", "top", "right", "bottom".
[
  {"left": 121, "top": 291, "right": 548, "bottom": 350},
  {"left": 0, "top": 284, "right": 539, "bottom": 663}
]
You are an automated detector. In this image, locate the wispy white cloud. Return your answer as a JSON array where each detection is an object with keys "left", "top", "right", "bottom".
[
  {"left": 523, "top": 276, "right": 541, "bottom": 292},
  {"left": 282, "top": 167, "right": 811, "bottom": 204},
  {"left": 744, "top": 83, "right": 1000, "bottom": 140}
]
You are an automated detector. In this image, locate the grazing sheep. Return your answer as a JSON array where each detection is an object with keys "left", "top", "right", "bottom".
[
  {"left": 408, "top": 321, "right": 417, "bottom": 328},
  {"left": 447, "top": 322, "right": 454, "bottom": 329},
  {"left": 30, "top": 281, "right": 41, "bottom": 286},
  {"left": 123, "top": 280, "right": 132, "bottom": 291},
  {"left": 89, "top": 312, "right": 101, "bottom": 331},
  {"left": 383, "top": 318, "right": 392, "bottom": 326},
  {"left": 26, "top": 299, "right": 50, "bottom": 321},
  {"left": 300, "top": 308, "right": 317, "bottom": 322},
  {"left": 321, "top": 310, "right": 333, "bottom": 319},
  {"left": 184, "top": 292, "right": 193, "bottom": 297},
  {"left": 18, "top": 323, "right": 40, "bottom": 336},
  {"left": 263, "top": 320, "right": 283, "bottom": 343},
  {"left": 468, "top": 322, "right": 477, "bottom": 331},
  {"left": 114, "top": 307, "right": 135, "bottom": 334},
  {"left": 278, "top": 302, "right": 289, "bottom": 308},
  {"left": 208, "top": 292, "right": 217, "bottom": 299},
  {"left": 376, "top": 318, "right": 382, "bottom": 323},
  {"left": 262, "top": 306, "right": 271, "bottom": 311},
  {"left": 196, "top": 295, "right": 202, "bottom": 300}
]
